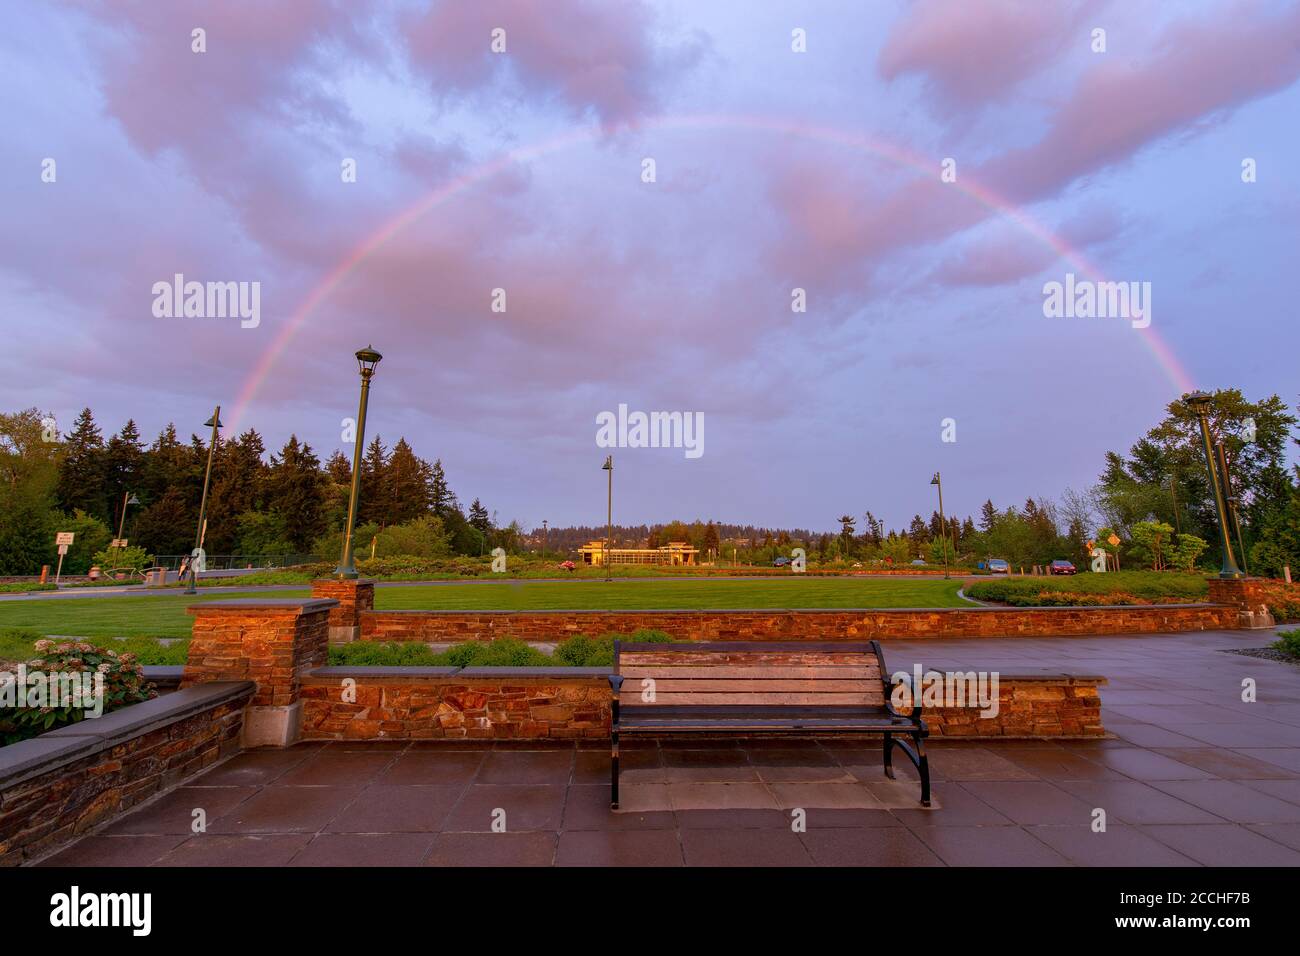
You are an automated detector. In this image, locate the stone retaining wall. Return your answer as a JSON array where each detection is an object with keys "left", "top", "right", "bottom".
[
  {"left": 299, "top": 667, "right": 1105, "bottom": 742},
  {"left": 0, "top": 682, "right": 253, "bottom": 866},
  {"left": 359, "top": 603, "right": 1236, "bottom": 643}
]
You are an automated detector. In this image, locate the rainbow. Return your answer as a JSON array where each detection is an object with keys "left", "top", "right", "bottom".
[{"left": 228, "top": 114, "right": 1195, "bottom": 432}]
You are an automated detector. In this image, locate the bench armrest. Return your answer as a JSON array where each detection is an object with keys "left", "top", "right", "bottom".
[
  {"left": 608, "top": 675, "right": 624, "bottom": 729},
  {"left": 884, "top": 670, "right": 924, "bottom": 724}
]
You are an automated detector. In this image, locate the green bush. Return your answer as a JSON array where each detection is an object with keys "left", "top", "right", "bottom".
[
  {"left": 327, "top": 629, "right": 679, "bottom": 668},
  {"left": 966, "top": 571, "right": 1208, "bottom": 606},
  {"left": 1273, "top": 629, "right": 1300, "bottom": 659},
  {"left": 0, "top": 581, "right": 57, "bottom": 593},
  {"left": 0, "top": 638, "right": 158, "bottom": 745}
]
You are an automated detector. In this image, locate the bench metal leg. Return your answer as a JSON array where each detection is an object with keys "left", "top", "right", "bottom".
[
  {"left": 884, "top": 731, "right": 932, "bottom": 807},
  {"left": 610, "top": 731, "right": 620, "bottom": 810},
  {"left": 915, "top": 735, "right": 931, "bottom": 808}
]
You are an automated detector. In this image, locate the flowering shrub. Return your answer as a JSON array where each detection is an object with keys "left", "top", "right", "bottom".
[{"left": 0, "top": 640, "right": 157, "bottom": 745}]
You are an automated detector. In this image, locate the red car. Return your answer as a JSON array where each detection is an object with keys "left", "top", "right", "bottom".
[
  {"left": 1049, "top": 559, "right": 1076, "bottom": 575},
  {"left": 558, "top": 560, "right": 576, "bottom": 571}
]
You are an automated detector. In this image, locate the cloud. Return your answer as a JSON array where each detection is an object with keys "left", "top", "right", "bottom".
[
  {"left": 879, "top": 0, "right": 1100, "bottom": 110},
  {"left": 981, "top": 1, "right": 1300, "bottom": 202},
  {"left": 402, "top": 0, "right": 704, "bottom": 125}
]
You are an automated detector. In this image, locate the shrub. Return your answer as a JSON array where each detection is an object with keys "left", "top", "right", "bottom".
[
  {"left": 0, "top": 638, "right": 157, "bottom": 745},
  {"left": 90, "top": 544, "right": 153, "bottom": 573},
  {"left": 1272, "top": 629, "right": 1300, "bottom": 658},
  {"left": 0, "top": 581, "right": 57, "bottom": 593},
  {"left": 326, "top": 629, "right": 680, "bottom": 668},
  {"left": 966, "top": 571, "right": 1207, "bottom": 606}
]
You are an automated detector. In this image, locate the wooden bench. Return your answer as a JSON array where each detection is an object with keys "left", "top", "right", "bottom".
[{"left": 608, "top": 640, "right": 930, "bottom": 808}]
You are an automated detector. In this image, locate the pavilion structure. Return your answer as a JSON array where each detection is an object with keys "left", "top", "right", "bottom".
[{"left": 577, "top": 540, "right": 699, "bottom": 566}]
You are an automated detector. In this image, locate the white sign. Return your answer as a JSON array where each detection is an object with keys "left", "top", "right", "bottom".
[
  {"left": 57, "top": 543, "right": 69, "bottom": 556},
  {"left": 56, "top": 532, "right": 75, "bottom": 546},
  {"left": 110, "top": 538, "right": 128, "bottom": 548}
]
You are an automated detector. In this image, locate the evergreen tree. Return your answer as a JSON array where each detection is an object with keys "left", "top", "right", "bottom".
[
  {"left": 103, "top": 420, "right": 145, "bottom": 538},
  {"left": 468, "top": 498, "right": 492, "bottom": 534},
  {"left": 359, "top": 435, "right": 389, "bottom": 526},
  {"left": 386, "top": 438, "right": 431, "bottom": 524},
  {"left": 265, "top": 436, "right": 326, "bottom": 551},
  {"left": 979, "top": 499, "right": 998, "bottom": 532},
  {"left": 206, "top": 430, "right": 266, "bottom": 554},
  {"left": 325, "top": 450, "right": 351, "bottom": 485},
  {"left": 56, "top": 408, "right": 106, "bottom": 521},
  {"left": 429, "top": 459, "right": 452, "bottom": 517}
]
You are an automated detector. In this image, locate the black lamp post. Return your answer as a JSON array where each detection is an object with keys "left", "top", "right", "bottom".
[
  {"left": 336, "top": 346, "right": 382, "bottom": 579},
  {"left": 185, "top": 407, "right": 222, "bottom": 594},
  {"left": 930, "top": 472, "right": 950, "bottom": 579},
  {"left": 602, "top": 455, "right": 613, "bottom": 582},
  {"left": 1185, "top": 391, "right": 1243, "bottom": 579},
  {"left": 113, "top": 491, "right": 140, "bottom": 565}
]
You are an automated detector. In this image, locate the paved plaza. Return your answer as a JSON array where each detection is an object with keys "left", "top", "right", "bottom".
[{"left": 38, "top": 630, "right": 1300, "bottom": 867}]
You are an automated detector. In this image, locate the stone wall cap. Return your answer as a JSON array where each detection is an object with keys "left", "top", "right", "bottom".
[
  {"left": 360, "top": 603, "right": 1218, "bottom": 615},
  {"left": 453, "top": 666, "right": 612, "bottom": 677},
  {"left": 308, "top": 666, "right": 462, "bottom": 679},
  {"left": 0, "top": 681, "right": 255, "bottom": 791},
  {"left": 311, "top": 578, "right": 377, "bottom": 586},
  {"left": 188, "top": 598, "right": 339, "bottom": 614}
]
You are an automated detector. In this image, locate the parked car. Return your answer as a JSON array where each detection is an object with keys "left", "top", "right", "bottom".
[
  {"left": 1049, "top": 559, "right": 1077, "bottom": 575},
  {"left": 772, "top": 556, "right": 791, "bottom": 567},
  {"left": 558, "top": 560, "right": 576, "bottom": 571},
  {"left": 910, "top": 559, "right": 927, "bottom": 566},
  {"left": 986, "top": 558, "right": 1010, "bottom": 574}
]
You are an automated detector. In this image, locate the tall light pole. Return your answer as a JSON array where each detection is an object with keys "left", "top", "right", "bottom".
[
  {"left": 1216, "top": 441, "right": 1250, "bottom": 575},
  {"left": 602, "top": 455, "right": 613, "bottom": 583},
  {"left": 336, "top": 346, "right": 382, "bottom": 579},
  {"left": 541, "top": 519, "right": 548, "bottom": 561},
  {"left": 185, "top": 407, "right": 222, "bottom": 594},
  {"left": 113, "top": 491, "right": 140, "bottom": 564},
  {"left": 930, "top": 472, "right": 950, "bottom": 579},
  {"left": 1185, "top": 391, "right": 1243, "bottom": 579}
]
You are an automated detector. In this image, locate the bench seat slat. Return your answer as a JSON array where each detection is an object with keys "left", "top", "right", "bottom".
[
  {"left": 621, "top": 679, "right": 877, "bottom": 693},
  {"left": 620, "top": 692, "right": 880, "bottom": 706},
  {"left": 620, "top": 666, "right": 881, "bottom": 680}
]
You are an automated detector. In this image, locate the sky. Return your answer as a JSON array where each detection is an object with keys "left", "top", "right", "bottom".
[{"left": 3, "top": 0, "right": 1299, "bottom": 533}]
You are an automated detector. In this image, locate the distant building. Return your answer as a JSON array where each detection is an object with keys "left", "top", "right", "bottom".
[{"left": 578, "top": 540, "right": 699, "bottom": 566}]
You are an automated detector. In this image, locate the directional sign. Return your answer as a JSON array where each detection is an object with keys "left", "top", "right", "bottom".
[
  {"left": 56, "top": 532, "right": 75, "bottom": 546},
  {"left": 1107, "top": 534, "right": 1121, "bottom": 547}
]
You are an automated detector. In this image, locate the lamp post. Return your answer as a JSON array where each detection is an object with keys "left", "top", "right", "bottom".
[
  {"left": 1166, "top": 472, "right": 1182, "bottom": 534},
  {"left": 602, "top": 455, "right": 613, "bottom": 582},
  {"left": 1216, "top": 441, "right": 1251, "bottom": 575},
  {"left": 336, "top": 346, "right": 382, "bottom": 579},
  {"left": 541, "top": 519, "right": 548, "bottom": 561},
  {"left": 930, "top": 472, "right": 950, "bottom": 579},
  {"left": 113, "top": 491, "right": 140, "bottom": 563},
  {"left": 1185, "top": 391, "right": 1243, "bottom": 579},
  {"left": 185, "top": 407, "right": 222, "bottom": 594}
]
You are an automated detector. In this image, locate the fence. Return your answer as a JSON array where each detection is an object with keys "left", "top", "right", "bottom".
[{"left": 152, "top": 553, "right": 321, "bottom": 571}]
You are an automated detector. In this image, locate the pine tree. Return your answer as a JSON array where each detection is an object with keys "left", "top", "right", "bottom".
[
  {"left": 206, "top": 430, "right": 266, "bottom": 554},
  {"left": 979, "top": 499, "right": 998, "bottom": 532},
  {"left": 468, "top": 498, "right": 492, "bottom": 533},
  {"left": 325, "top": 450, "right": 351, "bottom": 485},
  {"left": 386, "top": 438, "right": 430, "bottom": 524},
  {"left": 429, "top": 459, "right": 452, "bottom": 517},
  {"left": 359, "top": 435, "right": 389, "bottom": 526},
  {"left": 103, "top": 420, "right": 145, "bottom": 538},
  {"left": 265, "top": 436, "right": 326, "bottom": 551},
  {"left": 56, "top": 408, "right": 106, "bottom": 521}
]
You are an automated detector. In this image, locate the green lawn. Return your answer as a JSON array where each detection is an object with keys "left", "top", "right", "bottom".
[{"left": 0, "top": 577, "right": 970, "bottom": 640}]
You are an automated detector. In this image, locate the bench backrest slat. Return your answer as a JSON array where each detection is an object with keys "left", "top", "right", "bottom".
[{"left": 615, "top": 642, "right": 886, "bottom": 709}]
